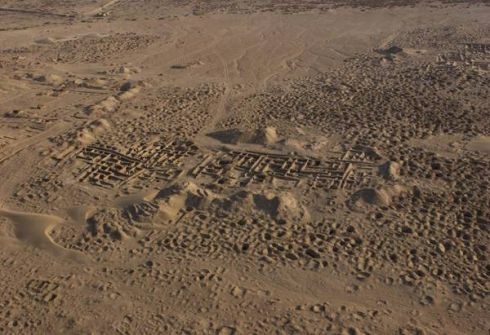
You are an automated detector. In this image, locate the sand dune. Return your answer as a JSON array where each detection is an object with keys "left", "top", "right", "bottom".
[{"left": 0, "top": 209, "right": 86, "bottom": 262}]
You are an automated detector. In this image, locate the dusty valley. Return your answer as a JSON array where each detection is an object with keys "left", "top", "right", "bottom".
[{"left": 0, "top": 0, "right": 489, "bottom": 334}]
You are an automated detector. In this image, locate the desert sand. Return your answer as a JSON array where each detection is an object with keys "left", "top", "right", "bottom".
[{"left": 0, "top": 0, "right": 489, "bottom": 334}]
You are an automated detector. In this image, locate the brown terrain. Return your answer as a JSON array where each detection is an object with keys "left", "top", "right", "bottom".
[{"left": 0, "top": 0, "right": 489, "bottom": 334}]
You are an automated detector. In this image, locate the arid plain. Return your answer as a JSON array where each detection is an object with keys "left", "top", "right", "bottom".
[{"left": 0, "top": 0, "right": 489, "bottom": 334}]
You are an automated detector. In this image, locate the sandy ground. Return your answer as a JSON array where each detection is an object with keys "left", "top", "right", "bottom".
[{"left": 0, "top": 1, "right": 489, "bottom": 334}]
